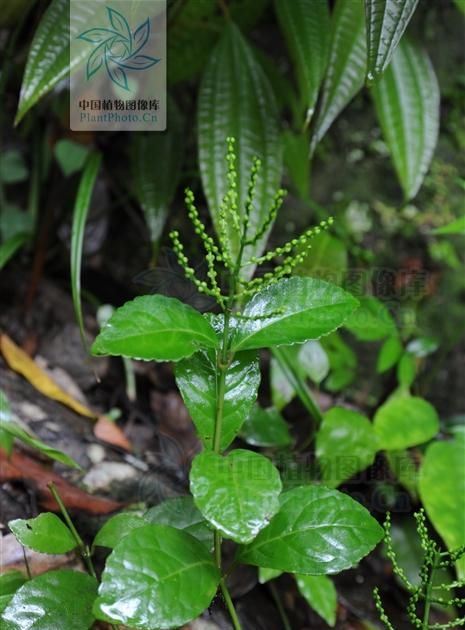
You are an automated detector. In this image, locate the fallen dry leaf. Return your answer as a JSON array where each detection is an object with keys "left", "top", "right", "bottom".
[{"left": 94, "top": 416, "right": 132, "bottom": 451}]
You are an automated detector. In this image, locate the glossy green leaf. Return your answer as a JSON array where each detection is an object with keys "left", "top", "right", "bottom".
[
  {"left": 374, "top": 395, "right": 439, "bottom": 450},
  {"left": 371, "top": 38, "right": 440, "bottom": 200},
  {"left": 176, "top": 350, "right": 260, "bottom": 450},
  {"left": 9, "top": 513, "right": 76, "bottom": 554},
  {"left": 433, "top": 215, "right": 465, "bottom": 236},
  {"left": 132, "top": 103, "right": 184, "bottom": 247},
  {"left": 365, "top": 0, "right": 419, "bottom": 82},
  {"left": 93, "top": 513, "right": 147, "bottom": 549},
  {"left": 145, "top": 497, "right": 213, "bottom": 550},
  {"left": 70, "top": 152, "right": 102, "bottom": 348},
  {"left": 419, "top": 435, "right": 465, "bottom": 579},
  {"left": 92, "top": 295, "right": 218, "bottom": 361},
  {"left": 295, "top": 233, "right": 348, "bottom": 282},
  {"left": 198, "top": 22, "right": 283, "bottom": 275},
  {"left": 299, "top": 340, "right": 330, "bottom": 384},
  {"left": 15, "top": 0, "right": 96, "bottom": 124},
  {"left": 377, "top": 335, "right": 403, "bottom": 373},
  {"left": 274, "top": 0, "right": 330, "bottom": 125},
  {"left": 241, "top": 405, "right": 292, "bottom": 448},
  {"left": 231, "top": 277, "right": 359, "bottom": 352},
  {"left": 0, "top": 234, "right": 30, "bottom": 271},
  {"left": 310, "top": 0, "right": 366, "bottom": 154},
  {"left": 258, "top": 567, "right": 283, "bottom": 584},
  {"left": 316, "top": 407, "right": 378, "bottom": 487},
  {"left": 0, "top": 572, "right": 27, "bottom": 615},
  {"left": 344, "top": 296, "right": 396, "bottom": 341},
  {"left": 54, "top": 140, "right": 90, "bottom": 177},
  {"left": 295, "top": 574, "right": 337, "bottom": 626},
  {"left": 94, "top": 525, "right": 220, "bottom": 629},
  {"left": 1, "top": 570, "right": 97, "bottom": 630},
  {"left": 237, "top": 485, "right": 384, "bottom": 574},
  {"left": 190, "top": 449, "right": 282, "bottom": 544}
]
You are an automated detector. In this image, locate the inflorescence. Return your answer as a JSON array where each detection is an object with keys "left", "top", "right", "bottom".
[
  {"left": 374, "top": 510, "right": 465, "bottom": 630},
  {"left": 169, "top": 137, "right": 333, "bottom": 310}
]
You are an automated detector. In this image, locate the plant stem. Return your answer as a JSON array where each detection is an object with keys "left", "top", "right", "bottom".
[
  {"left": 268, "top": 582, "right": 292, "bottom": 630},
  {"left": 422, "top": 551, "right": 439, "bottom": 630},
  {"left": 47, "top": 482, "right": 96, "bottom": 578}
]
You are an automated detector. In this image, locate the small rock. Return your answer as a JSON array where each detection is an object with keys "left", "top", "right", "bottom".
[
  {"left": 86, "top": 444, "right": 106, "bottom": 464},
  {"left": 82, "top": 462, "right": 138, "bottom": 494}
]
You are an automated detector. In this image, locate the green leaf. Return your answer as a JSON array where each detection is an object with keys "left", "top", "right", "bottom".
[
  {"left": 0, "top": 151, "right": 28, "bottom": 184},
  {"left": 1, "top": 570, "right": 97, "bottom": 629},
  {"left": 176, "top": 350, "right": 260, "bottom": 450},
  {"left": 310, "top": 0, "right": 366, "bottom": 154},
  {"left": 54, "top": 140, "right": 90, "bottom": 177},
  {"left": 190, "top": 449, "right": 282, "bottom": 544},
  {"left": 365, "top": 0, "right": 419, "bottom": 82},
  {"left": 93, "top": 513, "right": 147, "bottom": 549},
  {"left": 241, "top": 405, "right": 292, "bottom": 448},
  {"left": 274, "top": 0, "right": 330, "bottom": 125},
  {"left": 295, "top": 233, "right": 348, "bottom": 282},
  {"left": 231, "top": 277, "right": 359, "bottom": 351},
  {"left": 15, "top": 0, "right": 95, "bottom": 124},
  {"left": 454, "top": 0, "right": 465, "bottom": 14},
  {"left": 299, "top": 340, "right": 330, "bottom": 384},
  {"left": 258, "top": 567, "right": 283, "bottom": 584},
  {"left": 70, "top": 152, "right": 102, "bottom": 348},
  {"left": 94, "top": 525, "right": 220, "bottom": 629},
  {"left": 198, "top": 22, "right": 283, "bottom": 276},
  {"left": 433, "top": 215, "right": 465, "bottom": 236},
  {"left": 282, "top": 131, "right": 311, "bottom": 200},
  {"left": 385, "top": 449, "right": 418, "bottom": 499},
  {"left": 0, "top": 205, "right": 34, "bottom": 242},
  {"left": 144, "top": 497, "right": 213, "bottom": 550},
  {"left": 344, "top": 296, "right": 396, "bottom": 341},
  {"left": 371, "top": 38, "right": 440, "bottom": 201},
  {"left": 0, "top": 234, "right": 30, "bottom": 271},
  {"left": 237, "top": 485, "right": 383, "bottom": 574},
  {"left": 0, "top": 572, "right": 27, "bottom": 615},
  {"left": 397, "top": 352, "right": 416, "bottom": 388},
  {"left": 316, "top": 407, "right": 378, "bottom": 487},
  {"left": 374, "top": 395, "right": 439, "bottom": 450},
  {"left": 132, "top": 103, "right": 184, "bottom": 247},
  {"left": 9, "top": 513, "right": 77, "bottom": 554},
  {"left": 92, "top": 295, "right": 218, "bottom": 361},
  {"left": 419, "top": 435, "right": 465, "bottom": 579},
  {"left": 295, "top": 574, "right": 337, "bottom": 626},
  {"left": 377, "top": 335, "right": 403, "bottom": 373}
]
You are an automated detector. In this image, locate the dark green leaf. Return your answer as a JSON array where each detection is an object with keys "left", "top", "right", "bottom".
[
  {"left": 282, "top": 131, "right": 311, "bottom": 200},
  {"left": 231, "top": 277, "right": 359, "bottom": 351},
  {"left": 238, "top": 485, "right": 383, "bottom": 574},
  {"left": 371, "top": 38, "right": 440, "bottom": 200},
  {"left": 241, "top": 405, "right": 292, "bottom": 448},
  {"left": 316, "top": 407, "right": 378, "bottom": 487},
  {"left": 54, "top": 140, "right": 90, "bottom": 177},
  {"left": 419, "top": 435, "right": 465, "bottom": 579},
  {"left": 92, "top": 295, "right": 218, "bottom": 361},
  {"left": 190, "top": 449, "right": 282, "bottom": 544},
  {"left": 93, "top": 513, "right": 146, "bottom": 549},
  {"left": 144, "top": 497, "right": 213, "bottom": 550},
  {"left": 0, "top": 572, "right": 27, "bottom": 615},
  {"left": 176, "top": 350, "right": 260, "bottom": 450},
  {"left": 9, "top": 513, "right": 76, "bottom": 554},
  {"left": 344, "top": 296, "right": 396, "bottom": 341},
  {"left": 198, "top": 22, "right": 283, "bottom": 276},
  {"left": 0, "top": 151, "right": 28, "bottom": 184},
  {"left": 295, "top": 574, "right": 337, "bottom": 626},
  {"left": 365, "top": 0, "right": 419, "bottom": 82},
  {"left": 70, "top": 152, "right": 102, "bottom": 348},
  {"left": 0, "top": 234, "right": 31, "bottom": 271},
  {"left": 94, "top": 525, "right": 220, "bottom": 629},
  {"left": 1, "top": 570, "right": 97, "bottom": 629},
  {"left": 274, "top": 0, "right": 330, "bottom": 125},
  {"left": 310, "top": 0, "right": 366, "bottom": 154},
  {"left": 374, "top": 395, "right": 439, "bottom": 450},
  {"left": 377, "top": 335, "right": 403, "bottom": 373},
  {"left": 295, "top": 233, "right": 348, "bottom": 282}
]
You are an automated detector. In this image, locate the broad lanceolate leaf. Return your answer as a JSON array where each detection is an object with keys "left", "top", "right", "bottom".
[
  {"left": 371, "top": 38, "right": 440, "bottom": 200},
  {"left": 237, "top": 485, "right": 383, "bottom": 574},
  {"left": 310, "top": 0, "right": 366, "bottom": 154},
  {"left": 190, "top": 450, "right": 282, "bottom": 544},
  {"left": 365, "top": 0, "right": 419, "bottom": 82},
  {"left": 94, "top": 525, "right": 220, "bottom": 629},
  {"left": 374, "top": 395, "right": 439, "bottom": 450},
  {"left": 230, "top": 277, "right": 359, "bottom": 352},
  {"left": 175, "top": 350, "right": 260, "bottom": 450},
  {"left": 92, "top": 295, "right": 218, "bottom": 361},
  {"left": 145, "top": 497, "right": 213, "bottom": 550},
  {"left": 15, "top": 0, "right": 97, "bottom": 124},
  {"left": 93, "top": 513, "right": 147, "bottom": 549},
  {"left": 295, "top": 574, "right": 337, "bottom": 627},
  {"left": 198, "top": 22, "right": 283, "bottom": 277},
  {"left": 419, "top": 435, "right": 465, "bottom": 579},
  {"left": 241, "top": 405, "right": 292, "bottom": 448},
  {"left": 316, "top": 407, "right": 378, "bottom": 487},
  {"left": 1, "top": 570, "right": 97, "bottom": 630},
  {"left": 9, "top": 513, "right": 76, "bottom": 554},
  {"left": 132, "top": 103, "right": 184, "bottom": 247},
  {"left": 274, "top": 0, "right": 330, "bottom": 125}
]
